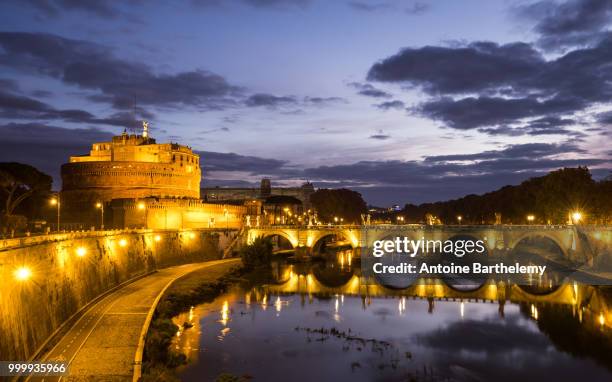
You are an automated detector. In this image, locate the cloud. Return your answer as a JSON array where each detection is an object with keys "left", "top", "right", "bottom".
[
  {"left": 405, "top": 1, "right": 429, "bottom": 15},
  {"left": 0, "top": 32, "right": 240, "bottom": 111},
  {"left": 367, "top": 35, "right": 612, "bottom": 135},
  {"left": 0, "top": 88, "right": 149, "bottom": 128},
  {"left": 369, "top": 130, "right": 391, "bottom": 140},
  {"left": 0, "top": 122, "right": 113, "bottom": 186},
  {"left": 245, "top": 93, "right": 297, "bottom": 107},
  {"left": 367, "top": 42, "right": 544, "bottom": 94},
  {"left": 245, "top": 94, "right": 345, "bottom": 108},
  {"left": 375, "top": 100, "right": 405, "bottom": 110},
  {"left": 197, "top": 150, "right": 289, "bottom": 173},
  {"left": 348, "top": 82, "right": 392, "bottom": 98},
  {"left": 348, "top": 1, "right": 393, "bottom": 12},
  {"left": 304, "top": 96, "right": 346, "bottom": 106},
  {"left": 10, "top": 0, "right": 122, "bottom": 18},
  {"left": 347, "top": 1, "right": 429, "bottom": 14},
  {"left": 515, "top": 0, "right": 612, "bottom": 51},
  {"left": 424, "top": 142, "right": 586, "bottom": 162}
]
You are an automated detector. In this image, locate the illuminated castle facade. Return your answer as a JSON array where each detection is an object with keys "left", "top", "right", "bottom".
[{"left": 60, "top": 123, "right": 244, "bottom": 229}]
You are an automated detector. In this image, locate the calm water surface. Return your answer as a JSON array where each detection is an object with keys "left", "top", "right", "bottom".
[{"left": 174, "top": 256, "right": 612, "bottom": 382}]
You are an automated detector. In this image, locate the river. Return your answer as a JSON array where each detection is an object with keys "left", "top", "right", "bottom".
[{"left": 172, "top": 250, "right": 612, "bottom": 382}]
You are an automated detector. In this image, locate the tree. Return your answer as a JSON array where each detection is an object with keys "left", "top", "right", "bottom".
[
  {"left": 0, "top": 163, "right": 53, "bottom": 234},
  {"left": 310, "top": 188, "right": 367, "bottom": 224}
]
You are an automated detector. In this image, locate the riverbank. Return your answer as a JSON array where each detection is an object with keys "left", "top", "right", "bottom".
[{"left": 140, "top": 260, "right": 244, "bottom": 382}]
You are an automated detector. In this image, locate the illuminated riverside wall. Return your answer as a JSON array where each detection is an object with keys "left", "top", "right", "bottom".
[{"left": 0, "top": 229, "right": 235, "bottom": 361}]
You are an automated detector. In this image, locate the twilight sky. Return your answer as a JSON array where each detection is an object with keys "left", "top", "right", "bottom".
[{"left": 0, "top": 0, "right": 610, "bottom": 205}]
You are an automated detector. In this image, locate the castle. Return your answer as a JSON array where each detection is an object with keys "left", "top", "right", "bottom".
[{"left": 60, "top": 122, "right": 245, "bottom": 229}]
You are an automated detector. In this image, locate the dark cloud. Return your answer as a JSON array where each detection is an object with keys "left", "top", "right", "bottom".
[
  {"left": 304, "top": 96, "right": 346, "bottom": 106},
  {"left": 0, "top": 88, "right": 149, "bottom": 128},
  {"left": 368, "top": 35, "right": 612, "bottom": 135},
  {"left": 245, "top": 94, "right": 344, "bottom": 108},
  {"left": 375, "top": 100, "right": 404, "bottom": 110},
  {"left": 348, "top": 1, "right": 393, "bottom": 12},
  {"left": 0, "top": 122, "right": 113, "bottom": 187},
  {"left": 369, "top": 130, "right": 391, "bottom": 140},
  {"left": 347, "top": 1, "right": 429, "bottom": 14},
  {"left": 515, "top": 0, "right": 612, "bottom": 51},
  {"left": 14, "top": 0, "right": 122, "bottom": 18},
  {"left": 424, "top": 142, "right": 585, "bottom": 162},
  {"left": 349, "top": 82, "right": 392, "bottom": 98},
  {"left": 192, "top": 0, "right": 311, "bottom": 8},
  {"left": 0, "top": 32, "right": 240, "bottom": 111},
  {"left": 241, "top": 0, "right": 311, "bottom": 8},
  {"left": 197, "top": 150, "right": 289, "bottom": 173},
  {"left": 367, "top": 42, "right": 544, "bottom": 94},
  {"left": 245, "top": 93, "right": 297, "bottom": 107}
]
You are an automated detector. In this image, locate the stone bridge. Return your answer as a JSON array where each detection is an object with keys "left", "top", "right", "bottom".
[{"left": 246, "top": 224, "right": 612, "bottom": 261}]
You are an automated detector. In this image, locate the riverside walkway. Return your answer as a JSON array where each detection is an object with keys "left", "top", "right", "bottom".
[{"left": 30, "top": 258, "right": 241, "bottom": 382}]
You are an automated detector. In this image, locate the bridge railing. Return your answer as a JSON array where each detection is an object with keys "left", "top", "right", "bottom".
[{"left": 246, "top": 224, "right": 604, "bottom": 230}]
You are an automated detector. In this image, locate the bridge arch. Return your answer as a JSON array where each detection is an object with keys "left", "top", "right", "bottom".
[{"left": 249, "top": 229, "right": 297, "bottom": 249}]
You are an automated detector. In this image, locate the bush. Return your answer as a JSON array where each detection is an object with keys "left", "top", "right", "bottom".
[{"left": 239, "top": 237, "right": 273, "bottom": 269}]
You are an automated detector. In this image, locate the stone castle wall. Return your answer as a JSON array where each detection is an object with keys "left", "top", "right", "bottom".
[
  {"left": 0, "top": 229, "right": 235, "bottom": 361},
  {"left": 111, "top": 199, "right": 246, "bottom": 230}
]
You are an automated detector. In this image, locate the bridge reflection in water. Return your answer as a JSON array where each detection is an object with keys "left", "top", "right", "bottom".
[
  {"left": 263, "top": 254, "right": 610, "bottom": 329},
  {"left": 174, "top": 254, "right": 612, "bottom": 381}
]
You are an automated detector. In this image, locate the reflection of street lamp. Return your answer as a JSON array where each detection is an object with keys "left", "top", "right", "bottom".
[
  {"left": 76, "top": 246, "right": 87, "bottom": 257},
  {"left": 224, "top": 208, "right": 229, "bottom": 230},
  {"left": 457, "top": 215, "right": 462, "bottom": 225},
  {"left": 50, "top": 195, "right": 60, "bottom": 232},
  {"left": 527, "top": 214, "right": 535, "bottom": 224},
  {"left": 96, "top": 202, "right": 104, "bottom": 230}
]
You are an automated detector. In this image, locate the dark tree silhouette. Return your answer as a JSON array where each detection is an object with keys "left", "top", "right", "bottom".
[{"left": 310, "top": 188, "right": 367, "bottom": 224}]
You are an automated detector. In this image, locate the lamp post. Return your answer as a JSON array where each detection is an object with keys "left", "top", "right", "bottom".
[
  {"left": 50, "top": 194, "right": 60, "bottom": 232},
  {"left": 96, "top": 202, "right": 104, "bottom": 230},
  {"left": 527, "top": 214, "right": 535, "bottom": 225},
  {"left": 571, "top": 211, "right": 582, "bottom": 225}
]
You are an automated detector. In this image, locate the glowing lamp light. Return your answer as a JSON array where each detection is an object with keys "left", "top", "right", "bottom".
[
  {"left": 600, "top": 313, "right": 605, "bottom": 326},
  {"left": 119, "top": 239, "right": 127, "bottom": 247},
  {"left": 14, "top": 266, "right": 32, "bottom": 281},
  {"left": 95, "top": 202, "right": 102, "bottom": 208},
  {"left": 527, "top": 215, "right": 535, "bottom": 222},
  {"left": 154, "top": 235, "right": 162, "bottom": 242},
  {"left": 76, "top": 246, "right": 87, "bottom": 257},
  {"left": 572, "top": 211, "right": 583, "bottom": 223},
  {"left": 189, "top": 232, "right": 196, "bottom": 239},
  {"left": 137, "top": 202, "right": 146, "bottom": 210},
  {"left": 49, "top": 198, "right": 58, "bottom": 206}
]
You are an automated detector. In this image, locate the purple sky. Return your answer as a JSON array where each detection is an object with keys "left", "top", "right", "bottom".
[{"left": 0, "top": 0, "right": 610, "bottom": 205}]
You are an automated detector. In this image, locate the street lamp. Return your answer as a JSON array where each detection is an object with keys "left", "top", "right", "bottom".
[
  {"left": 96, "top": 202, "right": 104, "bottom": 230},
  {"left": 571, "top": 211, "right": 583, "bottom": 224},
  {"left": 76, "top": 246, "right": 87, "bottom": 257},
  {"left": 457, "top": 215, "right": 462, "bottom": 225},
  {"left": 137, "top": 202, "right": 147, "bottom": 228},
  {"left": 527, "top": 214, "right": 535, "bottom": 224},
  {"left": 334, "top": 216, "right": 338, "bottom": 224},
  {"left": 50, "top": 195, "right": 60, "bottom": 232},
  {"left": 14, "top": 266, "right": 32, "bottom": 281}
]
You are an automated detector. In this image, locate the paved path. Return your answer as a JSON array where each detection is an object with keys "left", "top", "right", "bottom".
[{"left": 30, "top": 259, "right": 240, "bottom": 382}]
